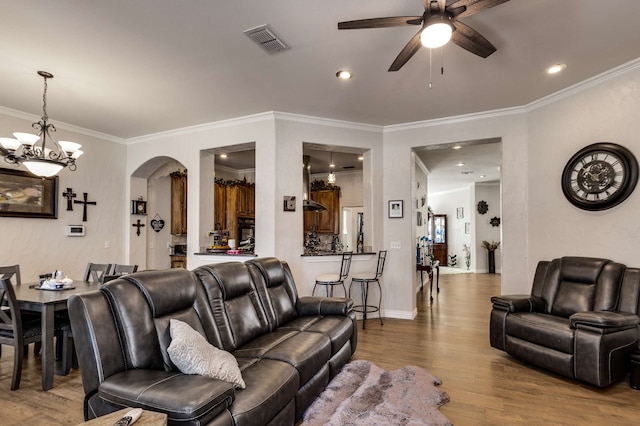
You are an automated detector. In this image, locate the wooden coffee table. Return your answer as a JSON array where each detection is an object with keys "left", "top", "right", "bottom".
[{"left": 78, "top": 408, "right": 167, "bottom": 425}]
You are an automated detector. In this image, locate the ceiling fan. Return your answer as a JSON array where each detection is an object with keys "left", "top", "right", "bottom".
[{"left": 338, "top": 0, "right": 510, "bottom": 72}]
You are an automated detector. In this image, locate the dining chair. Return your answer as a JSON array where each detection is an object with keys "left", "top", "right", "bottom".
[
  {"left": 108, "top": 264, "right": 138, "bottom": 275},
  {"left": 83, "top": 263, "right": 112, "bottom": 283},
  {"left": 0, "top": 277, "right": 43, "bottom": 390},
  {"left": 349, "top": 250, "right": 387, "bottom": 329},
  {"left": 312, "top": 252, "right": 353, "bottom": 297},
  {"left": 0, "top": 264, "right": 42, "bottom": 356}
]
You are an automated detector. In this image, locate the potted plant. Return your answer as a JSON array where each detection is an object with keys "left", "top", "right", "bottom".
[{"left": 481, "top": 240, "right": 500, "bottom": 273}]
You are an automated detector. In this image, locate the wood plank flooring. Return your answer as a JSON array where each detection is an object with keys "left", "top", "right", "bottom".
[{"left": 1, "top": 272, "right": 638, "bottom": 424}]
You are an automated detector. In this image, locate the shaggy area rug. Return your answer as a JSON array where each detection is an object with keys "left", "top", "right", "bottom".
[{"left": 301, "top": 360, "right": 452, "bottom": 426}]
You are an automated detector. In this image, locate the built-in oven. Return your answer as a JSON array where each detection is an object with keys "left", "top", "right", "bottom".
[{"left": 237, "top": 217, "right": 255, "bottom": 242}]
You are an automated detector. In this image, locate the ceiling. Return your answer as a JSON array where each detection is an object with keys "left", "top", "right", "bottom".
[
  {"left": 2, "top": 1, "right": 640, "bottom": 141},
  {"left": 3, "top": 1, "right": 639, "bottom": 195}
]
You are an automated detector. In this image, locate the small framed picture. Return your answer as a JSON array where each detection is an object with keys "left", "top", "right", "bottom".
[
  {"left": 388, "top": 200, "right": 403, "bottom": 218},
  {"left": 457, "top": 207, "right": 464, "bottom": 219},
  {"left": 131, "top": 199, "right": 147, "bottom": 215},
  {"left": 465, "top": 222, "right": 471, "bottom": 234},
  {"left": 417, "top": 211, "right": 422, "bottom": 226}
]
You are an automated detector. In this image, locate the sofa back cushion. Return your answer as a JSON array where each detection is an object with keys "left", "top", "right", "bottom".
[
  {"left": 542, "top": 257, "right": 625, "bottom": 317},
  {"left": 119, "top": 269, "right": 204, "bottom": 371},
  {"left": 194, "top": 262, "right": 270, "bottom": 352},
  {"left": 619, "top": 267, "right": 640, "bottom": 314},
  {"left": 246, "top": 258, "right": 298, "bottom": 330}
]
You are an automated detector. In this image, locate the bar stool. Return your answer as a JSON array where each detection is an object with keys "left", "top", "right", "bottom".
[
  {"left": 349, "top": 250, "right": 387, "bottom": 329},
  {"left": 313, "top": 252, "right": 353, "bottom": 297}
]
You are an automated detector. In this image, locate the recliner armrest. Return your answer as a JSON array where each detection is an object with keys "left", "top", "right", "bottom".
[
  {"left": 99, "top": 369, "right": 234, "bottom": 423},
  {"left": 297, "top": 296, "right": 354, "bottom": 316},
  {"left": 570, "top": 311, "right": 640, "bottom": 331},
  {"left": 490, "top": 294, "right": 545, "bottom": 312}
]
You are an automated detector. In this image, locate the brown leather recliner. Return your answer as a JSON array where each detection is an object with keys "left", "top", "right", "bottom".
[
  {"left": 68, "top": 257, "right": 357, "bottom": 425},
  {"left": 490, "top": 257, "right": 640, "bottom": 387}
]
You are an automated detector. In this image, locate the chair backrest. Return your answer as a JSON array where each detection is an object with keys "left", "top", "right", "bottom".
[
  {"left": 375, "top": 250, "right": 387, "bottom": 279},
  {"left": 0, "top": 265, "right": 21, "bottom": 286},
  {"left": 83, "top": 263, "right": 112, "bottom": 283},
  {"left": 109, "top": 264, "right": 138, "bottom": 275},
  {"left": 0, "top": 278, "right": 21, "bottom": 343},
  {"left": 339, "top": 252, "right": 353, "bottom": 281}
]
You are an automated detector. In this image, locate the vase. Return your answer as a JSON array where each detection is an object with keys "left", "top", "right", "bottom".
[{"left": 488, "top": 250, "right": 496, "bottom": 274}]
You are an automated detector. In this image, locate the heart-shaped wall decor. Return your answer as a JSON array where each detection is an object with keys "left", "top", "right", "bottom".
[{"left": 150, "top": 218, "right": 165, "bottom": 232}]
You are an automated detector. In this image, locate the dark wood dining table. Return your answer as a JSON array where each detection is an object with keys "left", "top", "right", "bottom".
[{"left": 13, "top": 280, "right": 101, "bottom": 390}]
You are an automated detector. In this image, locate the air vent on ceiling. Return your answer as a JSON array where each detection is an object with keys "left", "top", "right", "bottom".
[
  {"left": 342, "top": 166, "right": 355, "bottom": 169},
  {"left": 244, "top": 24, "right": 289, "bottom": 53}
]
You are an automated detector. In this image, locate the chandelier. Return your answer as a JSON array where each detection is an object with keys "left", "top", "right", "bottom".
[{"left": 0, "top": 71, "right": 82, "bottom": 177}]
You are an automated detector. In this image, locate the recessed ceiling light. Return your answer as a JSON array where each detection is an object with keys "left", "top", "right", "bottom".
[
  {"left": 357, "top": 156, "right": 364, "bottom": 161},
  {"left": 336, "top": 70, "right": 352, "bottom": 79},
  {"left": 220, "top": 154, "right": 228, "bottom": 159},
  {"left": 546, "top": 64, "right": 566, "bottom": 75},
  {"left": 480, "top": 174, "right": 486, "bottom": 178},
  {"left": 452, "top": 145, "right": 462, "bottom": 150},
  {"left": 457, "top": 162, "right": 465, "bottom": 167}
]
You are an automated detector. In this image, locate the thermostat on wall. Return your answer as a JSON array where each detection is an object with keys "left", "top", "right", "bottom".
[{"left": 67, "top": 224, "right": 85, "bottom": 237}]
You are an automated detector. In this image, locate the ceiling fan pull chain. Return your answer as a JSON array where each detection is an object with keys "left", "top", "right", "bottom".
[
  {"left": 441, "top": 46, "right": 445, "bottom": 75},
  {"left": 428, "top": 48, "right": 433, "bottom": 89}
]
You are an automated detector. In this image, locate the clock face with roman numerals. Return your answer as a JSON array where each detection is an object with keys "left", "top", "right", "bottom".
[{"left": 562, "top": 143, "right": 638, "bottom": 211}]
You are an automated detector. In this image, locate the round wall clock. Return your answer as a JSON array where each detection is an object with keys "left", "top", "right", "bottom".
[{"left": 561, "top": 142, "right": 639, "bottom": 211}]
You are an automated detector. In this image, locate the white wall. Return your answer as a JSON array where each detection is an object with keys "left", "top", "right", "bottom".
[
  {"left": 473, "top": 183, "right": 501, "bottom": 273},
  {"left": 526, "top": 63, "right": 640, "bottom": 266},
  {"left": 0, "top": 109, "right": 127, "bottom": 282},
  {"left": 429, "top": 187, "right": 472, "bottom": 270}
]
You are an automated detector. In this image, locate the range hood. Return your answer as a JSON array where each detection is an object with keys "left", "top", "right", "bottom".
[{"left": 303, "top": 155, "right": 326, "bottom": 211}]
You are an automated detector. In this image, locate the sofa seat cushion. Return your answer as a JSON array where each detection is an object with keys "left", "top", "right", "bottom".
[
  {"left": 305, "top": 316, "right": 354, "bottom": 355},
  {"left": 99, "top": 369, "right": 234, "bottom": 424},
  {"left": 231, "top": 359, "right": 299, "bottom": 426},
  {"left": 506, "top": 312, "right": 574, "bottom": 354},
  {"left": 262, "top": 331, "right": 332, "bottom": 385}
]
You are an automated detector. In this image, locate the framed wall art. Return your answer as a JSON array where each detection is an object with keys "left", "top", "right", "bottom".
[
  {"left": 457, "top": 207, "right": 464, "bottom": 219},
  {"left": 0, "top": 169, "right": 58, "bottom": 219},
  {"left": 388, "top": 200, "right": 403, "bottom": 218}
]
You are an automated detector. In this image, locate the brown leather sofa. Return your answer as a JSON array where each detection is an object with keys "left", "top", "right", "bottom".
[
  {"left": 68, "top": 257, "right": 357, "bottom": 425},
  {"left": 490, "top": 257, "right": 640, "bottom": 387}
]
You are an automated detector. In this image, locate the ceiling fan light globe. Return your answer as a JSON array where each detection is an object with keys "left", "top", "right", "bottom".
[{"left": 420, "top": 22, "right": 452, "bottom": 48}]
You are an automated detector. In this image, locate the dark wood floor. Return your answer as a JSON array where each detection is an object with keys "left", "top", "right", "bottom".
[{"left": 1, "top": 273, "right": 638, "bottom": 424}]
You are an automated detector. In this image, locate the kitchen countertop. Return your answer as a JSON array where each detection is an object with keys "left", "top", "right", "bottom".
[
  {"left": 194, "top": 252, "right": 257, "bottom": 257},
  {"left": 301, "top": 251, "right": 375, "bottom": 257}
]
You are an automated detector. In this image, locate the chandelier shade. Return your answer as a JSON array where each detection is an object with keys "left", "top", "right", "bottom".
[
  {"left": 0, "top": 71, "right": 82, "bottom": 177},
  {"left": 327, "top": 152, "right": 336, "bottom": 184}
]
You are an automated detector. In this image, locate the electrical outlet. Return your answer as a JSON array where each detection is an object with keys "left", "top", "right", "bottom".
[
  {"left": 390, "top": 241, "right": 401, "bottom": 249},
  {"left": 149, "top": 242, "right": 154, "bottom": 249},
  {"left": 104, "top": 240, "right": 111, "bottom": 249}
]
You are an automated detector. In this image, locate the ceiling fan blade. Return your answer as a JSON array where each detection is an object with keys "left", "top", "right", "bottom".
[
  {"left": 388, "top": 29, "right": 423, "bottom": 72},
  {"left": 450, "top": 20, "right": 496, "bottom": 58},
  {"left": 447, "top": 0, "right": 510, "bottom": 19},
  {"left": 338, "top": 16, "right": 423, "bottom": 30}
]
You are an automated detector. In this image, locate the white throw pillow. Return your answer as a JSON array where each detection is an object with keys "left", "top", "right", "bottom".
[{"left": 168, "top": 319, "right": 246, "bottom": 389}]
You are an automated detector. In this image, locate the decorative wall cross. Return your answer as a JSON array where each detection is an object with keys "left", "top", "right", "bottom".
[
  {"left": 133, "top": 219, "right": 146, "bottom": 236},
  {"left": 73, "top": 193, "right": 97, "bottom": 222},
  {"left": 62, "top": 188, "right": 77, "bottom": 211}
]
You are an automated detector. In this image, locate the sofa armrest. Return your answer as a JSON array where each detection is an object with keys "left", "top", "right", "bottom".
[
  {"left": 297, "top": 296, "right": 354, "bottom": 316},
  {"left": 99, "top": 369, "right": 234, "bottom": 423},
  {"left": 570, "top": 311, "right": 640, "bottom": 331},
  {"left": 490, "top": 294, "right": 545, "bottom": 312}
]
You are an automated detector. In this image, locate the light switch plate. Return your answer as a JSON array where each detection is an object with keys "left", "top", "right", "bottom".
[{"left": 390, "top": 241, "right": 401, "bottom": 249}]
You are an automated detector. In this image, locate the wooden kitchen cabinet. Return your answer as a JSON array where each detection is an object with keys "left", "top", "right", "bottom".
[
  {"left": 224, "top": 183, "right": 255, "bottom": 235},
  {"left": 304, "top": 188, "right": 340, "bottom": 234},
  {"left": 171, "top": 171, "right": 187, "bottom": 235},
  {"left": 170, "top": 255, "right": 186, "bottom": 269},
  {"left": 214, "top": 182, "right": 226, "bottom": 230}
]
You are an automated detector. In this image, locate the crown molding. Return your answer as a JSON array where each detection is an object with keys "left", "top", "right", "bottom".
[
  {"left": 0, "top": 105, "right": 125, "bottom": 144},
  {"left": 273, "top": 111, "right": 383, "bottom": 133}
]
